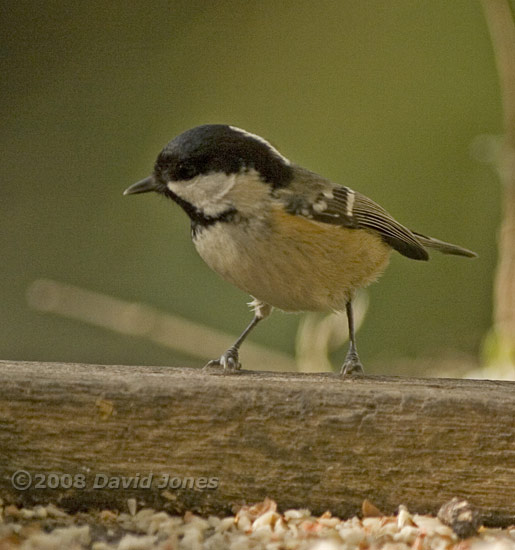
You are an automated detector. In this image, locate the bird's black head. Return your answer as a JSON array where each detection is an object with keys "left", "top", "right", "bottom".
[
  {"left": 124, "top": 125, "right": 294, "bottom": 228},
  {"left": 124, "top": 125, "right": 293, "bottom": 198},
  {"left": 154, "top": 124, "right": 293, "bottom": 187}
]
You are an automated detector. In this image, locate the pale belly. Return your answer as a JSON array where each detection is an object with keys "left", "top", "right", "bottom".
[{"left": 193, "top": 210, "right": 391, "bottom": 312}]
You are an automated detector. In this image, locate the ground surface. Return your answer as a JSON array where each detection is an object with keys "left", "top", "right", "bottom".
[{"left": 0, "top": 498, "right": 514, "bottom": 550}]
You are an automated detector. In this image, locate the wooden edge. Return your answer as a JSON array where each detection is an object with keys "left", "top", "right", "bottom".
[{"left": 0, "top": 360, "right": 514, "bottom": 526}]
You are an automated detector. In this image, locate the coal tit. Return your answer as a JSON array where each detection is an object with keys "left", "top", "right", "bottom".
[{"left": 124, "top": 124, "right": 476, "bottom": 374}]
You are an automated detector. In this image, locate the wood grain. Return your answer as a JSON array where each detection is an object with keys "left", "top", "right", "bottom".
[{"left": 0, "top": 360, "right": 514, "bottom": 526}]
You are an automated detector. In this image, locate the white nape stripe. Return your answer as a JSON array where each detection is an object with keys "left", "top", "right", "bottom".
[
  {"left": 229, "top": 126, "right": 291, "bottom": 165},
  {"left": 346, "top": 189, "right": 355, "bottom": 216}
]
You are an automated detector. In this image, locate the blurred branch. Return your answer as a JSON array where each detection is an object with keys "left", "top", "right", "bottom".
[
  {"left": 481, "top": 0, "right": 515, "bottom": 367},
  {"left": 26, "top": 279, "right": 297, "bottom": 372},
  {"left": 27, "top": 279, "right": 359, "bottom": 373}
]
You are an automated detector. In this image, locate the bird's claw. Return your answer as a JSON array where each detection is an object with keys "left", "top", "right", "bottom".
[
  {"left": 340, "top": 350, "right": 364, "bottom": 376},
  {"left": 203, "top": 347, "right": 241, "bottom": 373}
]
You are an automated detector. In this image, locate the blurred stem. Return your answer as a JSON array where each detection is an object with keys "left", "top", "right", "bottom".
[{"left": 481, "top": 0, "right": 515, "bottom": 359}]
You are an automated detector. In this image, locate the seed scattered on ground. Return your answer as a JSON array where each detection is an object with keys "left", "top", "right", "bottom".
[{"left": 0, "top": 499, "right": 510, "bottom": 550}]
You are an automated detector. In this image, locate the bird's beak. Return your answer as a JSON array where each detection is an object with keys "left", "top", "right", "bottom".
[{"left": 123, "top": 176, "right": 159, "bottom": 196}]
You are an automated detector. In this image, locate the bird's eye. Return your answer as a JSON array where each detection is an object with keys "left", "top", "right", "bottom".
[{"left": 175, "top": 161, "right": 197, "bottom": 181}]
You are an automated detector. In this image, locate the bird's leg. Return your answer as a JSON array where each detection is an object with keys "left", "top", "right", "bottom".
[
  {"left": 340, "top": 300, "right": 364, "bottom": 376},
  {"left": 204, "top": 300, "right": 272, "bottom": 373}
]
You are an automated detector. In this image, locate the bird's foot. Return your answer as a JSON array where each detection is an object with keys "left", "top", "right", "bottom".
[
  {"left": 340, "top": 350, "right": 364, "bottom": 376},
  {"left": 203, "top": 347, "right": 242, "bottom": 373}
]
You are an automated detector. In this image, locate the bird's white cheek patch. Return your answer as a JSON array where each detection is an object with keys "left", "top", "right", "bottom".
[{"left": 167, "top": 173, "right": 237, "bottom": 217}]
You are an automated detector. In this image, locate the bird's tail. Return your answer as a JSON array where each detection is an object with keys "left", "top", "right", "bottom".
[{"left": 413, "top": 231, "right": 477, "bottom": 258}]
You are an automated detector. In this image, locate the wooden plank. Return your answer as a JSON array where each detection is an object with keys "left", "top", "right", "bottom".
[{"left": 0, "top": 360, "right": 513, "bottom": 526}]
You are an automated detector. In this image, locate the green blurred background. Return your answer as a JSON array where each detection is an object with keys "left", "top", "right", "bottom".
[{"left": 1, "top": 1, "right": 503, "bottom": 374}]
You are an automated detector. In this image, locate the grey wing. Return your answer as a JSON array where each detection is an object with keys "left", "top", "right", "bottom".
[{"left": 284, "top": 183, "right": 429, "bottom": 261}]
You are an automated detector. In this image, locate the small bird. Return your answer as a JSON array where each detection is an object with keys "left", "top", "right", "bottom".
[{"left": 124, "top": 124, "right": 476, "bottom": 375}]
